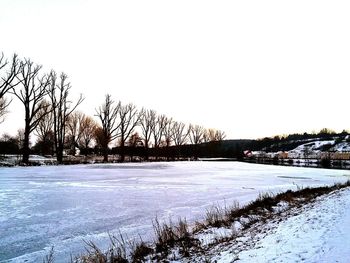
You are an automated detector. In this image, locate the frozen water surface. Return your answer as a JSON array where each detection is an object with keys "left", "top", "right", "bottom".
[{"left": 0, "top": 161, "right": 349, "bottom": 262}]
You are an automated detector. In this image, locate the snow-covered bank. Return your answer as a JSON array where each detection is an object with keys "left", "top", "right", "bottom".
[
  {"left": 179, "top": 186, "right": 350, "bottom": 263},
  {"left": 237, "top": 187, "right": 350, "bottom": 262},
  {"left": 0, "top": 154, "right": 56, "bottom": 166}
]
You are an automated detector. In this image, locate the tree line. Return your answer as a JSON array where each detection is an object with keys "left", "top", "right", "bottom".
[{"left": 0, "top": 53, "right": 226, "bottom": 164}]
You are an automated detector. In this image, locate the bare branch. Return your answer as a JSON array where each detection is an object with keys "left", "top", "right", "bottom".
[
  {"left": 95, "top": 94, "right": 120, "bottom": 162},
  {"left": 189, "top": 124, "right": 205, "bottom": 145},
  {"left": 139, "top": 108, "right": 156, "bottom": 149},
  {"left": 151, "top": 114, "right": 167, "bottom": 148},
  {"left": 171, "top": 121, "right": 189, "bottom": 146},
  {"left": 0, "top": 53, "right": 21, "bottom": 121}
]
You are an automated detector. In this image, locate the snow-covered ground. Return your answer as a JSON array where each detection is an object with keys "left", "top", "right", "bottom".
[
  {"left": 188, "top": 187, "right": 350, "bottom": 263},
  {"left": 292, "top": 140, "right": 335, "bottom": 152},
  {"left": 237, "top": 188, "right": 350, "bottom": 262},
  {"left": 0, "top": 162, "right": 349, "bottom": 262}
]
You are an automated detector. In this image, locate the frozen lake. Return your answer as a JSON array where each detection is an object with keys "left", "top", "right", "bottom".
[{"left": 0, "top": 161, "right": 349, "bottom": 262}]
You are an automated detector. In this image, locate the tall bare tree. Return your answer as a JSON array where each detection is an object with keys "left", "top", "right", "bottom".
[
  {"left": 171, "top": 121, "right": 189, "bottom": 146},
  {"left": 11, "top": 59, "right": 51, "bottom": 163},
  {"left": 48, "top": 71, "right": 84, "bottom": 163},
  {"left": 163, "top": 117, "right": 175, "bottom": 160},
  {"left": 117, "top": 103, "right": 141, "bottom": 162},
  {"left": 95, "top": 94, "right": 120, "bottom": 162},
  {"left": 34, "top": 100, "right": 53, "bottom": 141},
  {"left": 34, "top": 100, "right": 54, "bottom": 155},
  {"left": 188, "top": 124, "right": 205, "bottom": 159},
  {"left": 213, "top": 129, "right": 226, "bottom": 141},
  {"left": 66, "top": 111, "right": 84, "bottom": 155},
  {"left": 151, "top": 114, "right": 167, "bottom": 156},
  {"left": 163, "top": 117, "right": 174, "bottom": 148},
  {"left": 202, "top": 129, "right": 211, "bottom": 143},
  {"left": 189, "top": 124, "right": 205, "bottom": 145},
  {"left": 205, "top": 128, "right": 226, "bottom": 142},
  {"left": 0, "top": 53, "right": 20, "bottom": 123},
  {"left": 139, "top": 108, "right": 156, "bottom": 160},
  {"left": 78, "top": 114, "right": 98, "bottom": 152}
]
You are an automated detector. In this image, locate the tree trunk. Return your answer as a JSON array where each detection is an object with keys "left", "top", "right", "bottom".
[
  {"left": 22, "top": 126, "right": 30, "bottom": 164},
  {"left": 120, "top": 142, "right": 125, "bottom": 162},
  {"left": 166, "top": 142, "right": 170, "bottom": 161},
  {"left": 71, "top": 135, "right": 76, "bottom": 156},
  {"left": 103, "top": 142, "right": 109, "bottom": 162},
  {"left": 56, "top": 140, "right": 64, "bottom": 164},
  {"left": 144, "top": 144, "right": 149, "bottom": 161}
]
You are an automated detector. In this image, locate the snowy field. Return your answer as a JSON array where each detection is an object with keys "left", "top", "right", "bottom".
[{"left": 0, "top": 162, "right": 349, "bottom": 262}]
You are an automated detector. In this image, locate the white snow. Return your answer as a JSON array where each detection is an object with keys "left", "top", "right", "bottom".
[
  {"left": 291, "top": 140, "right": 335, "bottom": 153},
  {"left": 0, "top": 161, "right": 349, "bottom": 262},
  {"left": 289, "top": 139, "right": 350, "bottom": 155},
  {"left": 180, "top": 188, "right": 350, "bottom": 263},
  {"left": 332, "top": 142, "right": 350, "bottom": 152},
  {"left": 235, "top": 188, "right": 350, "bottom": 262}
]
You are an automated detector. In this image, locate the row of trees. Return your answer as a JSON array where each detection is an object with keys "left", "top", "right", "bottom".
[
  {"left": 0, "top": 53, "right": 226, "bottom": 164},
  {"left": 0, "top": 53, "right": 83, "bottom": 163},
  {"left": 95, "top": 94, "right": 226, "bottom": 162}
]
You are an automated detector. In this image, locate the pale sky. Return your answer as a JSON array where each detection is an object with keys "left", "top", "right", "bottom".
[{"left": 1, "top": 0, "right": 350, "bottom": 139}]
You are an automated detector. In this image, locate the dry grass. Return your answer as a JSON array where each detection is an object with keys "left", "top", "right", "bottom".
[
  {"left": 152, "top": 217, "right": 198, "bottom": 257},
  {"left": 200, "top": 180, "right": 350, "bottom": 231},
  {"left": 42, "top": 246, "right": 54, "bottom": 263}
]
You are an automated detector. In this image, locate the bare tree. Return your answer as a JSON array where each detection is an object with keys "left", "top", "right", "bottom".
[
  {"left": 11, "top": 59, "right": 51, "bottom": 163},
  {"left": 93, "top": 125, "right": 105, "bottom": 151},
  {"left": 206, "top": 128, "right": 226, "bottom": 142},
  {"left": 48, "top": 71, "right": 84, "bottom": 163},
  {"left": 117, "top": 103, "right": 141, "bottom": 162},
  {"left": 171, "top": 121, "right": 189, "bottom": 146},
  {"left": 189, "top": 124, "right": 204, "bottom": 145},
  {"left": 95, "top": 94, "right": 120, "bottom": 162},
  {"left": 66, "top": 111, "right": 84, "bottom": 155},
  {"left": 139, "top": 108, "right": 156, "bottom": 160},
  {"left": 78, "top": 114, "right": 98, "bottom": 152},
  {"left": 214, "top": 129, "right": 226, "bottom": 141},
  {"left": 163, "top": 117, "right": 174, "bottom": 148},
  {"left": 163, "top": 117, "right": 175, "bottom": 160},
  {"left": 151, "top": 114, "right": 167, "bottom": 160},
  {"left": 34, "top": 100, "right": 53, "bottom": 141},
  {"left": 203, "top": 129, "right": 211, "bottom": 143},
  {"left": 0, "top": 53, "right": 20, "bottom": 123},
  {"left": 34, "top": 100, "right": 54, "bottom": 155},
  {"left": 188, "top": 124, "right": 205, "bottom": 159}
]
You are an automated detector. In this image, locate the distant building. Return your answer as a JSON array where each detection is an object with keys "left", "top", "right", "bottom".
[{"left": 277, "top": 151, "right": 288, "bottom": 159}]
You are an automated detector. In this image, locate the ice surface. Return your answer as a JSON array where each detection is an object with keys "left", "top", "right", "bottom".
[{"left": 0, "top": 161, "right": 349, "bottom": 262}]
